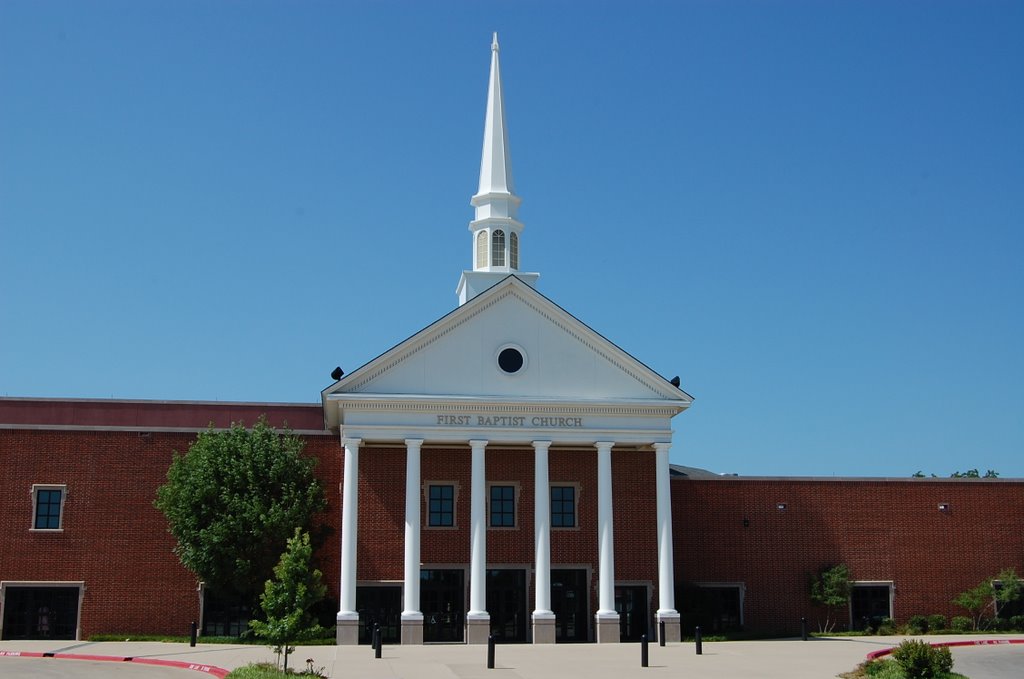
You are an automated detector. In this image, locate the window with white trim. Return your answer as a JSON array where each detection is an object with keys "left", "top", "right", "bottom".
[
  {"left": 509, "top": 232, "right": 519, "bottom": 269},
  {"left": 31, "top": 484, "right": 66, "bottom": 531}
]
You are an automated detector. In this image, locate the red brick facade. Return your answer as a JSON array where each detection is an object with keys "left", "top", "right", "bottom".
[
  {"left": 672, "top": 477, "right": 1024, "bottom": 634},
  {"left": 2, "top": 399, "right": 1022, "bottom": 640}
]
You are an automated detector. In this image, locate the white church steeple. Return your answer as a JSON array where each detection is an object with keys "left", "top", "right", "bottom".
[{"left": 457, "top": 33, "right": 539, "bottom": 306}]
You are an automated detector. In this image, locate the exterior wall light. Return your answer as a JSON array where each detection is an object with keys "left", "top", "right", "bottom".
[
  {"left": 938, "top": 502, "right": 950, "bottom": 512},
  {"left": 776, "top": 503, "right": 787, "bottom": 511}
]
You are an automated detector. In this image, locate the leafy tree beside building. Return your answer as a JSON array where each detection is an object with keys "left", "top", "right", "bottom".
[
  {"left": 154, "top": 419, "right": 326, "bottom": 621},
  {"left": 810, "top": 564, "right": 852, "bottom": 633},
  {"left": 250, "top": 528, "right": 328, "bottom": 672}
]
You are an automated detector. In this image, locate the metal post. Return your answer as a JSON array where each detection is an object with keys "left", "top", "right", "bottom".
[
  {"left": 373, "top": 625, "right": 382, "bottom": 659},
  {"left": 189, "top": 621, "right": 197, "bottom": 648},
  {"left": 801, "top": 617, "right": 808, "bottom": 641},
  {"left": 641, "top": 633, "right": 649, "bottom": 667},
  {"left": 695, "top": 625, "right": 702, "bottom": 655},
  {"left": 487, "top": 633, "right": 495, "bottom": 669},
  {"left": 659, "top": 620, "right": 665, "bottom": 647}
]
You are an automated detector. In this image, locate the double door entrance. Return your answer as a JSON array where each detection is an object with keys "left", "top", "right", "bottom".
[{"left": 1, "top": 586, "right": 79, "bottom": 641}]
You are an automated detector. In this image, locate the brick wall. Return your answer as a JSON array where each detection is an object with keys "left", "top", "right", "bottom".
[
  {"left": 672, "top": 477, "right": 1024, "bottom": 634},
  {"left": 4, "top": 424, "right": 1022, "bottom": 640},
  {"left": 0, "top": 428, "right": 338, "bottom": 639},
  {"left": 0, "top": 429, "right": 201, "bottom": 637}
]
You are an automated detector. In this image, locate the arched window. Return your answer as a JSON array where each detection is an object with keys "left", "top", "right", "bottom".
[
  {"left": 476, "top": 231, "right": 487, "bottom": 269},
  {"left": 492, "top": 230, "right": 505, "bottom": 267},
  {"left": 509, "top": 232, "right": 519, "bottom": 269}
]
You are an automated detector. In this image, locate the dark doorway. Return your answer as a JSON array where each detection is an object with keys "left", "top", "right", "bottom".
[
  {"left": 487, "top": 569, "right": 527, "bottom": 642},
  {"left": 421, "top": 569, "right": 465, "bottom": 642},
  {"left": 615, "top": 585, "right": 650, "bottom": 642},
  {"left": 551, "top": 569, "right": 589, "bottom": 642},
  {"left": 201, "top": 589, "right": 251, "bottom": 637},
  {"left": 2, "top": 587, "right": 79, "bottom": 640},
  {"left": 679, "top": 584, "right": 742, "bottom": 634},
  {"left": 356, "top": 585, "right": 401, "bottom": 645},
  {"left": 851, "top": 585, "right": 891, "bottom": 631}
]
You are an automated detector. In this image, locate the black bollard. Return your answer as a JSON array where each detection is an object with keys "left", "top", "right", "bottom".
[
  {"left": 641, "top": 633, "right": 649, "bottom": 667},
  {"left": 695, "top": 625, "right": 702, "bottom": 655},
  {"left": 373, "top": 625, "right": 382, "bottom": 659},
  {"left": 487, "top": 633, "right": 495, "bottom": 669},
  {"left": 659, "top": 620, "right": 665, "bottom": 647},
  {"left": 801, "top": 617, "right": 808, "bottom": 641},
  {"left": 189, "top": 621, "right": 197, "bottom": 648}
]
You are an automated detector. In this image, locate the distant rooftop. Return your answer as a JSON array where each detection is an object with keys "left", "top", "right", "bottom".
[{"left": 669, "top": 464, "right": 723, "bottom": 479}]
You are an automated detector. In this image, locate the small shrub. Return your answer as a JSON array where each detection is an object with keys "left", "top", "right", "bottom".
[
  {"left": 907, "top": 615, "right": 929, "bottom": 634},
  {"left": 891, "top": 639, "right": 953, "bottom": 679},
  {"left": 876, "top": 617, "right": 896, "bottom": 635},
  {"left": 1009, "top": 614, "right": 1024, "bottom": 631},
  {"left": 950, "top": 615, "right": 972, "bottom": 632},
  {"left": 927, "top": 614, "right": 947, "bottom": 632}
]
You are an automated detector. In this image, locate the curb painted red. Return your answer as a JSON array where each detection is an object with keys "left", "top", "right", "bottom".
[
  {"left": 866, "top": 638, "right": 1024, "bottom": 661},
  {"left": 0, "top": 650, "right": 229, "bottom": 677}
]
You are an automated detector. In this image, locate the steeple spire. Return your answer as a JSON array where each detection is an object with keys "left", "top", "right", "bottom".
[
  {"left": 476, "top": 32, "right": 515, "bottom": 198},
  {"left": 457, "top": 33, "right": 539, "bottom": 306}
]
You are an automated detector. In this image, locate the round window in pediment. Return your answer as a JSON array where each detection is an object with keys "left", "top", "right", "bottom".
[{"left": 497, "top": 345, "right": 526, "bottom": 375}]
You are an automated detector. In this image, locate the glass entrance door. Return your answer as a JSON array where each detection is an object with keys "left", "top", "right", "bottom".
[
  {"left": 615, "top": 585, "right": 650, "bottom": 642},
  {"left": 850, "top": 584, "right": 892, "bottom": 631},
  {"left": 421, "top": 569, "right": 465, "bottom": 642},
  {"left": 486, "top": 569, "right": 527, "bottom": 642},
  {"left": 355, "top": 585, "right": 401, "bottom": 645},
  {"left": 551, "top": 569, "right": 589, "bottom": 642},
  {"left": 1, "top": 586, "right": 79, "bottom": 640}
]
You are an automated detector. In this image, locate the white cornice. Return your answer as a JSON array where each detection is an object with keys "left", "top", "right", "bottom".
[{"left": 326, "top": 394, "right": 684, "bottom": 418}]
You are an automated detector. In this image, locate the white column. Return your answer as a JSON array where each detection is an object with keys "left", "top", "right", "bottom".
[
  {"left": 401, "top": 438, "right": 424, "bottom": 644},
  {"left": 654, "top": 442, "right": 681, "bottom": 641},
  {"left": 532, "top": 440, "right": 556, "bottom": 643},
  {"left": 337, "top": 437, "right": 361, "bottom": 644},
  {"left": 595, "top": 441, "right": 620, "bottom": 642},
  {"left": 467, "top": 439, "right": 490, "bottom": 643}
]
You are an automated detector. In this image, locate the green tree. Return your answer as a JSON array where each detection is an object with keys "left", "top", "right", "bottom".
[
  {"left": 953, "top": 568, "right": 1021, "bottom": 629},
  {"left": 154, "top": 418, "right": 326, "bottom": 609},
  {"left": 810, "top": 564, "right": 852, "bottom": 633},
  {"left": 993, "top": 568, "right": 1022, "bottom": 620},
  {"left": 949, "top": 469, "right": 999, "bottom": 478},
  {"left": 953, "top": 582, "right": 990, "bottom": 630},
  {"left": 249, "top": 528, "right": 328, "bottom": 672},
  {"left": 912, "top": 469, "right": 999, "bottom": 478}
]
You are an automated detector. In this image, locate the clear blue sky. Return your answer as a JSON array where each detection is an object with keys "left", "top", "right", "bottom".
[{"left": 2, "top": 1, "right": 1021, "bottom": 477}]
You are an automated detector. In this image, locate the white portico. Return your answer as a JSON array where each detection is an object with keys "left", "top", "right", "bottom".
[{"left": 323, "top": 34, "right": 691, "bottom": 646}]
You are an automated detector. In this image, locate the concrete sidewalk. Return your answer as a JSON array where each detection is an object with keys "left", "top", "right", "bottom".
[{"left": 1, "top": 635, "right": 1019, "bottom": 678}]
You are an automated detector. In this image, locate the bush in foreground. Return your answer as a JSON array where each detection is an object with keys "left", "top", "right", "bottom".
[{"left": 890, "top": 640, "right": 953, "bottom": 679}]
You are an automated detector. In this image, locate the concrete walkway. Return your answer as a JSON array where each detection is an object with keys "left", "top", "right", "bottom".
[{"left": 2, "top": 635, "right": 1021, "bottom": 678}]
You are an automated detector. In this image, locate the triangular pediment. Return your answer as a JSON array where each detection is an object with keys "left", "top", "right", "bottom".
[{"left": 323, "top": 278, "right": 690, "bottom": 428}]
